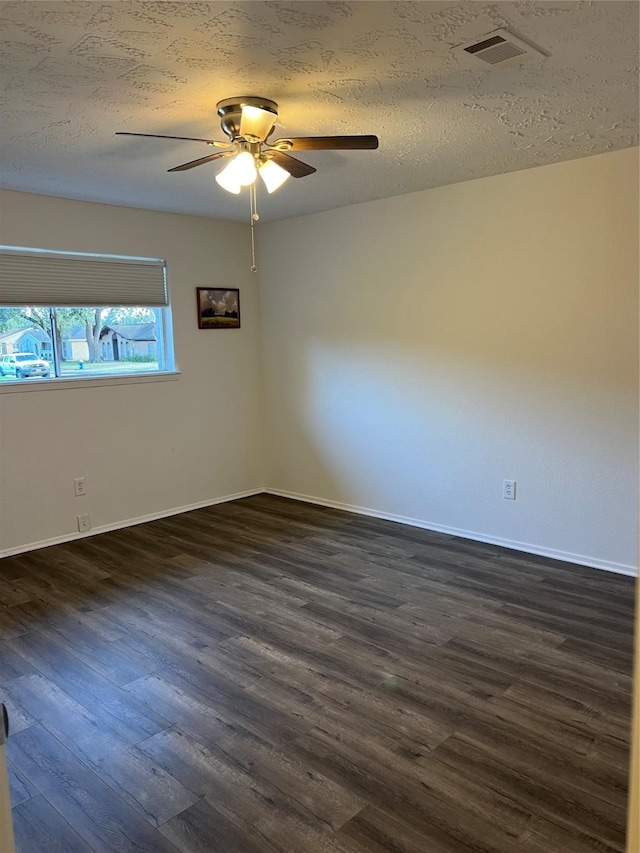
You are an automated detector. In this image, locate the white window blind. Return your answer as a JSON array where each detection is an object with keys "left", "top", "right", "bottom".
[{"left": 0, "top": 247, "right": 168, "bottom": 306}]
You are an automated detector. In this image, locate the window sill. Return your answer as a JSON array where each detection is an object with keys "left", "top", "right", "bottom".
[{"left": 0, "top": 370, "right": 181, "bottom": 393}]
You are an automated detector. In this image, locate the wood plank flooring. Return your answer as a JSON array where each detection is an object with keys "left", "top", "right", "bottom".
[{"left": 0, "top": 494, "right": 635, "bottom": 852}]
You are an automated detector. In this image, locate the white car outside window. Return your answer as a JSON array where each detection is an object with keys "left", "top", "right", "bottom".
[{"left": 0, "top": 354, "right": 50, "bottom": 379}]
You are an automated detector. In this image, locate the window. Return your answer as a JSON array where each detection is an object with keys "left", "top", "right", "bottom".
[{"left": 0, "top": 247, "right": 174, "bottom": 385}]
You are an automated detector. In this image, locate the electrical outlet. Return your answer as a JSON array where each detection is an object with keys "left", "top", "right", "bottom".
[
  {"left": 74, "top": 477, "right": 87, "bottom": 497},
  {"left": 503, "top": 479, "right": 516, "bottom": 500},
  {"left": 77, "top": 514, "right": 91, "bottom": 532}
]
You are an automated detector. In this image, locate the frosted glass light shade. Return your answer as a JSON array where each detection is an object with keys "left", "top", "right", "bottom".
[
  {"left": 259, "top": 159, "right": 291, "bottom": 193},
  {"left": 215, "top": 151, "right": 258, "bottom": 194},
  {"left": 215, "top": 161, "right": 241, "bottom": 194},
  {"left": 234, "top": 151, "right": 258, "bottom": 186},
  {"left": 240, "top": 105, "right": 276, "bottom": 141}
]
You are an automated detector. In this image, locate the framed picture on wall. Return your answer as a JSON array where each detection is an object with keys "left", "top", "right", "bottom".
[{"left": 196, "top": 288, "right": 241, "bottom": 329}]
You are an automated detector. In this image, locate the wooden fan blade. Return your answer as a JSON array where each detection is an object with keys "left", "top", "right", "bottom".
[
  {"left": 116, "top": 132, "right": 220, "bottom": 144},
  {"left": 168, "top": 151, "right": 233, "bottom": 172},
  {"left": 271, "top": 135, "right": 379, "bottom": 151},
  {"left": 269, "top": 150, "right": 316, "bottom": 178}
]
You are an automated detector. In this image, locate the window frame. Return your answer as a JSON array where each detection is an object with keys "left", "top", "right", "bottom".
[{"left": 0, "top": 246, "right": 177, "bottom": 391}]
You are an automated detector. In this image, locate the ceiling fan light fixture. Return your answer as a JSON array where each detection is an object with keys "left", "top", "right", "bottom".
[
  {"left": 240, "top": 104, "right": 276, "bottom": 141},
  {"left": 258, "top": 158, "right": 291, "bottom": 193},
  {"left": 215, "top": 150, "right": 257, "bottom": 193},
  {"left": 233, "top": 150, "right": 258, "bottom": 186},
  {"left": 215, "top": 160, "right": 242, "bottom": 194}
]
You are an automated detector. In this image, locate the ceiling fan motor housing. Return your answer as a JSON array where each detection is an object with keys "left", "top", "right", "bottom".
[{"left": 216, "top": 96, "right": 278, "bottom": 141}]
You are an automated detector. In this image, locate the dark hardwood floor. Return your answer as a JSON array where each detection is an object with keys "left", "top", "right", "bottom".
[{"left": 0, "top": 494, "right": 635, "bottom": 852}]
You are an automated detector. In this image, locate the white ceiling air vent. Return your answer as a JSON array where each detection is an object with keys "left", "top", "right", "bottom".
[{"left": 455, "top": 29, "right": 547, "bottom": 69}]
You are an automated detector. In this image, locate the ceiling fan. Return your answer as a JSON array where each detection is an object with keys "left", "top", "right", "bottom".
[{"left": 116, "top": 96, "right": 379, "bottom": 195}]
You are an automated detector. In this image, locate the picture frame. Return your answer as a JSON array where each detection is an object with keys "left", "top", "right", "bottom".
[{"left": 196, "top": 287, "right": 241, "bottom": 330}]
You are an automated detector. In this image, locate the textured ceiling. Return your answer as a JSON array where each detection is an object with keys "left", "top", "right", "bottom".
[{"left": 0, "top": 1, "right": 638, "bottom": 223}]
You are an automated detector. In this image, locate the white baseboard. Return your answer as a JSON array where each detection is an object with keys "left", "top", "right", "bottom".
[
  {"left": 0, "top": 488, "right": 265, "bottom": 559},
  {"left": 265, "top": 488, "right": 638, "bottom": 578},
  {"left": 4, "top": 486, "right": 636, "bottom": 578}
]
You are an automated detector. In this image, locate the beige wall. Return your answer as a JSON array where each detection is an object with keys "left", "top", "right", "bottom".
[
  {"left": 69, "top": 340, "right": 90, "bottom": 362},
  {"left": 0, "top": 191, "right": 265, "bottom": 554},
  {"left": 1, "top": 150, "right": 638, "bottom": 574},
  {"left": 259, "top": 148, "right": 639, "bottom": 574}
]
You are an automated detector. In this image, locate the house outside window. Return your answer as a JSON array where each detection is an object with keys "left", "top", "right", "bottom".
[
  {"left": 0, "top": 327, "right": 51, "bottom": 359},
  {"left": 99, "top": 323, "right": 158, "bottom": 362}
]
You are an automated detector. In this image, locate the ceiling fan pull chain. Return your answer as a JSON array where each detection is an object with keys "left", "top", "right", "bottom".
[{"left": 250, "top": 181, "right": 259, "bottom": 273}]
